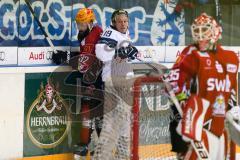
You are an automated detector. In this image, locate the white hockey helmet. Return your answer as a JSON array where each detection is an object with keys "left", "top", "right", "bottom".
[{"left": 191, "top": 13, "right": 222, "bottom": 44}]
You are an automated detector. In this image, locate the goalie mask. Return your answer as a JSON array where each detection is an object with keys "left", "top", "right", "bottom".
[{"left": 191, "top": 13, "right": 222, "bottom": 51}]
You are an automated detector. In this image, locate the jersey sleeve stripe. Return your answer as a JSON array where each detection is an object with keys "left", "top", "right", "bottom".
[{"left": 97, "top": 37, "right": 117, "bottom": 48}]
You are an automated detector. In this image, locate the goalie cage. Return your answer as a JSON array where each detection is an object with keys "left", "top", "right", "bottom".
[
  {"left": 131, "top": 76, "right": 236, "bottom": 160},
  {"left": 93, "top": 76, "right": 236, "bottom": 160}
]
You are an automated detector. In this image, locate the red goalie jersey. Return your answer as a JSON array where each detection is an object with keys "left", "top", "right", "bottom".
[{"left": 171, "top": 44, "right": 239, "bottom": 137}]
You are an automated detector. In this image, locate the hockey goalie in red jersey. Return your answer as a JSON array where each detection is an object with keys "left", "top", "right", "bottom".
[{"left": 168, "top": 13, "right": 240, "bottom": 160}]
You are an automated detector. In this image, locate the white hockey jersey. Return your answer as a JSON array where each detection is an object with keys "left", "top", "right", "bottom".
[{"left": 95, "top": 26, "right": 133, "bottom": 81}]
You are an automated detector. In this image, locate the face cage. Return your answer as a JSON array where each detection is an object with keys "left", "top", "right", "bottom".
[{"left": 191, "top": 23, "right": 216, "bottom": 43}]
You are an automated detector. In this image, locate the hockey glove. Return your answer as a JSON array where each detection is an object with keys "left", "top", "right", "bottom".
[
  {"left": 115, "top": 45, "right": 138, "bottom": 60},
  {"left": 52, "top": 50, "right": 68, "bottom": 65},
  {"left": 52, "top": 50, "right": 78, "bottom": 66}
]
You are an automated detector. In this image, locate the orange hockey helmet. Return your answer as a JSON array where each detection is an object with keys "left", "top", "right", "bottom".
[{"left": 75, "top": 8, "right": 96, "bottom": 23}]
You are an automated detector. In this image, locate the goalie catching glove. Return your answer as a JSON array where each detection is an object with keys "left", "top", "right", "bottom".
[
  {"left": 225, "top": 106, "right": 240, "bottom": 146},
  {"left": 115, "top": 45, "right": 138, "bottom": 60}
]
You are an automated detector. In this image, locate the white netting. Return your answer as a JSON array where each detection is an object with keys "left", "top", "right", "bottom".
[
  {"left": 92, "top": 76, "right": 178, "bottom": 160},
  {"left": 132, "top": 77, "right": 177, "bottom": 160},
  {"left": 93, "top": 76, "right": 132, "bottom": 160}
]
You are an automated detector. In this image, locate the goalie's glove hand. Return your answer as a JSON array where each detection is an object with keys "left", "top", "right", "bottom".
[
  {"left": 225, "top": 106, "right": 240, "bottom": 146},
  {"left": 115, "top": 45, "right": 138, "bottom": 60},
  {"left": 226, "top": 106, "right": 240, "bottom": 124},
  {"left": 52, "top": 50, "right": 79, "bottom": 66}
]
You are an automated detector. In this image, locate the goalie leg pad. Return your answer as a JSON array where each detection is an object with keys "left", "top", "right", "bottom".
[
  {"left": 184, "top": 130, "right": 227, "bottom": 160},
  {"left": 178, "top": 95, "right": 210, "bottom": 141}
]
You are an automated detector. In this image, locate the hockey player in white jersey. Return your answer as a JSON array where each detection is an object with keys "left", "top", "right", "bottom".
[{"left": 93, "top": 9, "right": 138, "bottom": 160}]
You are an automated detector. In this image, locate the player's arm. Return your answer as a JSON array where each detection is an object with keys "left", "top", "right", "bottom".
[
  {"left": 225, "top": 52, "right": 240, "bottom": 145},
  {"left": 167, "top": 45, "right": 198, "bottom": 100},
  {"left": 96, "top": 29, "right": 138, "bottom": 62},
  {"left": 95, "top": 31, "right": 117, "bottom": 63},
  {"left": 225, "top": 85, "right": 240, "bottom": 146},
  {"left": 169, "top": 46, "right": 199, "bottom": 153},
  {"left": 227, "top": 51, "right": 239, "bottom": 110},
  {"left": 52, "top": 26, "right": 102, "bottom": 67}
]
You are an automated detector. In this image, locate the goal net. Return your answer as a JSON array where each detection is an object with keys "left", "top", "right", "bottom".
[
  {"left": 131, "top": 76, "right": 236, "bottom": 160},
  {"left": 132, "top": 76, "right": 177, "bottom": 160},
  {"left": 92, "top": 75, "right": 236, "bottom": 160}
]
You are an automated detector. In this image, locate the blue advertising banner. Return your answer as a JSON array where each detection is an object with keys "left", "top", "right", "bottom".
[{"left": 0, "top": 0, "right": 185, "bottom": 47}]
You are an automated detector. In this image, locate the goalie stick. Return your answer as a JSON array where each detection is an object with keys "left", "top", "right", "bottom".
[
  {"left": 214, "top": 0, "right": 222, "bottom": 27},
  {"left": 214, "top": 1, "right": 236, "bottom": 160}
]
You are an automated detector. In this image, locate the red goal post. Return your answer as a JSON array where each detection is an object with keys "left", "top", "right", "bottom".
[{"left": 131, "top": 76, "right": 236, "bottom": 160}]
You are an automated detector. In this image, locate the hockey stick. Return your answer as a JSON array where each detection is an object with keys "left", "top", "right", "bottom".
[
  {"left": 134, "top": 56, "right": 184, "bottom": 117},
  {"left": 135, "top": 56, "right": 210, "bottom": 160},
  {"left": 215, "top": 2, "right": 237, "bottom": 159},
  {"left": 214, "top": 0, "right": 222, "bottom": 27},
  {"left": 137, "top": 56, "right": 185, "bottom": 117},
  {"left": 24, "top": 0, "right": 73, "bottom": 64},
  {"left": 135, "top": 57, "right": 159, "bottom": 73},
  {"left": 24, "top": 0, "right": 55, "bottom": 49},
  {"left": 24, "top": 0, "right": 82, "bottom": 114},
  {"left": 214, "top": 1, "right": 236, "bottom": 159}
]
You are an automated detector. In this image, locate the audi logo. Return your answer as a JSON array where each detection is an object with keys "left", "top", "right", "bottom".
[
  {"left": 0, "top": 51, "right": 5, "bottom": 61},
  {"left": 46, "top": 51, "right": 53, "bottom": 60}
]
